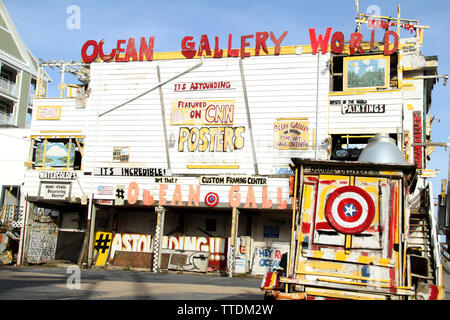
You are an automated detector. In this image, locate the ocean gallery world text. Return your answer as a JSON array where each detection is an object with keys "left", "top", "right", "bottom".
[{"left": 80, "top": 28, "right": 399, "bottom": 63}]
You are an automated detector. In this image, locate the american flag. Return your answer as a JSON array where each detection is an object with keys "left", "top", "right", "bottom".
[{"left": 98, "top": 186, "right": 113, "bottom": 195}]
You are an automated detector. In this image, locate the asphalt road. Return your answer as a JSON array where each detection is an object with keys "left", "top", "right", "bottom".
[
  {"left": 0, "top": 265, "right": 449, "bottom": 300},
  {"left": 0, "top": 266, "right": 264, "bottom": 300}
]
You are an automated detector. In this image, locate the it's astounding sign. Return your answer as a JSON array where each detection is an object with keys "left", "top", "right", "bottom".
[
  {"left": 273, "top": 119, "right": 309, "bottom": 150},
  {"left": 173, "top": 81, "right": 234, "bottom": 92}
]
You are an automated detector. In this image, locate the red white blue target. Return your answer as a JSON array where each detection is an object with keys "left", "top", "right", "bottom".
[
  {"left": 205, "top": 192, "right": 219, "bottom": 207},
  {"left": 324, "top": 186, "right": 375, "bottom": 235}
]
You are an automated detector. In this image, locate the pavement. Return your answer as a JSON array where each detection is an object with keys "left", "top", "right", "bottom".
[{"left": 0, "top": 266, "right": 264, "bottom": 300}]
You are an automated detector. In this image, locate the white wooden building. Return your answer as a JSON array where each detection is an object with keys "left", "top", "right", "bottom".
[{"left": 19, "top": 30, "right": 440, "bottom": 275}]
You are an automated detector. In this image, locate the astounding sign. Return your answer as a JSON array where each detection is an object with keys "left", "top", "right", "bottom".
[
  {"left": 173, "top": 81, "right": 234, "bottom": 92},
  {"left": 324, "top": 186, "right": 375, "bottom": 235}
]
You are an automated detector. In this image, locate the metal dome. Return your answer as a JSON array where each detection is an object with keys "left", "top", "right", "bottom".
[{"left": 358, "top": 133, "right": 406, "bottom": 165}]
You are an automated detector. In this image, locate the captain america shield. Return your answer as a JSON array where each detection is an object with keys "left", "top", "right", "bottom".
[
  {"left": 205, "top": 192, "right": 219, "bottom": 207},
  {"left": 324, "top": 186, "right": 375, "bottom": 235}
]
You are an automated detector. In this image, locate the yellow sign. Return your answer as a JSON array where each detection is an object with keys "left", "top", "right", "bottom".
[
  {"left": 93, "top": 232, "right": 112, "bottom": 266},
  {"left": 273, "top": 119, "right": 309, "bottom": 150},
  {"left": 170, "top": 100, "right": 235, "bottom": 125},
  {"left": 36, "top": 106, "right": 62, "bottom": 120}
]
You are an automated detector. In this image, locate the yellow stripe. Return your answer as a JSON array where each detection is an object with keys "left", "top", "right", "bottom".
[
  {"left": 305, "top": 287, "right": 386, "bottom": 300},
  {"left": 295, "top": 270, "right": 391, "bottom": 284},
  {"left": 40, "top": 130, "right": 82, "bottom": 133},
  {"left": 187, "top": 164, "right": 239, "bottom": 169}
]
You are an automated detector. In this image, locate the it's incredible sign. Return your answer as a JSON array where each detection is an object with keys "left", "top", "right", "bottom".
[{"left": 81, "top": 28, "right": 399, "bottom": 63}]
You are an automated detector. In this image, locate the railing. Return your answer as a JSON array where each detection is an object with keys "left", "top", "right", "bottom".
[
  {"left": 0, "top": 77, "right": 17, "bottom": 97},
  {"left": 0, "top": 110, "right": 14, "bottom": 126}
]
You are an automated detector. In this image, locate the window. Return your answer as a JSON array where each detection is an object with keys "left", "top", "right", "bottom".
[
  {"left": 330, "top": 134, "right": 397, "bottom": 161},
  {"left": 1, "top": 185, "right": 20, "bottom": 206},
  {"left": 330, "top": 53, "right": 398, "bottom": 92},
  {"left": 0, "top": 99, "right": 14, "bottom": 126},
  {"left": 205, "top": 218, "right": 216, "bottom": 232},
  {"left": 30, "top": 137, "right": 84, "bottom": 170}
]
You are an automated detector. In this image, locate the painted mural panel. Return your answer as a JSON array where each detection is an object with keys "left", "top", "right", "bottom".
[
  {"left": 26, "top": 222, "right": 58, "bottom": 264},
  {"left": 93, "top": 232, "right": 228, "bottom": 271},
  {"left": 251, "top": 245, "right": 289, "bottom": 275}
]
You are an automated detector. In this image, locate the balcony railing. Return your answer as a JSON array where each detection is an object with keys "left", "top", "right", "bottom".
[
  {"left": 0, "top": 77, "right": 17, "bottom": 97},
  {"left": 0, "top": 110, "right": 14, "bottom": 126}
]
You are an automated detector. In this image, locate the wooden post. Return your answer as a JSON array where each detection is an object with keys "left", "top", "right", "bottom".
[
  {"left": 228, "top": 207, "right": 239, "bottom": 277},
  {"left": 153, "top": 206, "right": 165, "bottom": 273},
  {"left": 86, "top": 195, "right": 96, "bottom": 267}
]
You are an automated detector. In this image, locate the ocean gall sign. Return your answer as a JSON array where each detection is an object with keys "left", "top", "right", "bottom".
[{"left": 80, "top": 28, "right": 399, "bottom": 63}]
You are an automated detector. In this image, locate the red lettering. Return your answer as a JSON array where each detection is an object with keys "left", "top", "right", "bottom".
[
  {"left": 255, "top": 32, "right": 269, "bottom": 56},
  {"left": 227, "top": 34, "right": 240, "bottom": 57},
  {"left": 181, "top": 36, "right": 196, "bottom": 59},
  {"left": 270, "top": 31, "right": 288, "bottom": 55},
  {"left": 370, "top": 29, "right": 375, "bottom": 50},
  {"left": 240, "top": 34, "right": 253, "bottom": 58},
  {"left": 349, "top": 32, "right": 364, "bottom": 55},
  {"left": 384, "top": 30, "right": 399, "bottom": 55},
  {"left": 309, "top": 28, "right": 332, "bottom": 54},
  {"left": 115, "top": 39, "right": 127, "bottom": 62},
  {"left": 198, "top": 34, "right": 212, "bottom": 57},
  {"left": 214, "top": 36, "right": 223, "bottom": 58},
  {"left": 127, "top": 182, "right": 139, "bottom": 205},
  {"left": 98, "top": 39, "right": 116, "bottom": 62},
  {"left": 125, "top": 38, "right": 138, "bottom": 61},
  {"left": 81, "top": 40, "right": 99, "bottom": 63},
  {"left": 330, "top": 31, "right": 344, "bottom": 53},
  {"left": 139, "top": 36, "right": 154, "bottom": 61}
]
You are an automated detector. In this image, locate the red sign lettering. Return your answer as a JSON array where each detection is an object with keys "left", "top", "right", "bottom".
[
  {"left": 81, "top": 36, "right": 155, "bottom": 63},
  {"left": 309, "top": 28, "right": 399, "bottom": 55},
  {"left": 413, "top": 111, "right": 423, "bottom": 169}
]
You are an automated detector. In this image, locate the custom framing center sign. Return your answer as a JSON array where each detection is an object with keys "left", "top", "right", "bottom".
[{"left": 273, "top": 118, "right": 309, "bottom": 150}]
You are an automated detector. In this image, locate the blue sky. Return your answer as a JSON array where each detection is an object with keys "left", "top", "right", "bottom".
[{"left": 3, "top": 0, "right": 450, "bottom": 203}]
